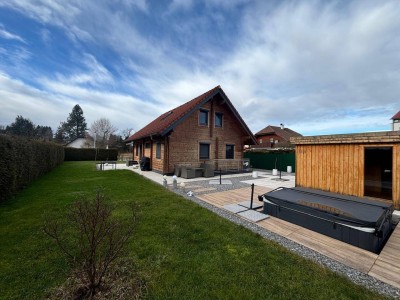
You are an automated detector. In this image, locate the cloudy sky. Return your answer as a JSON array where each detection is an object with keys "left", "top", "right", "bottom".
[{"left": 0, "top": 0, "right": 399, "bottom": 136}]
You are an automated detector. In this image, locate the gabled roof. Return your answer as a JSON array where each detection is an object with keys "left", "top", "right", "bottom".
[
  {"left": 126, "top": 85, "right": 256, "bottom": 144},
  {"left": 391, "top": 111, "right": 400, "bottom": 120},
  {"left": 255, "top": 125, "right": 302, "bottom": 141}
]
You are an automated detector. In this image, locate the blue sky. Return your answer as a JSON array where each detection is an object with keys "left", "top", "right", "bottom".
[{"left": 0, "top": 0, "right": 399, "bottom": 136}]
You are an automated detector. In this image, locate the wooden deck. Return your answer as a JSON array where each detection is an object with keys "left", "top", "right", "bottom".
[
  {"left": 197, "top": 187, "right": 400, "bottom": 289},
  {"left": 369, "top": 225, "right": 400, "bottom": 288},
  {"left": 197, "top": 186, "right": 271, "bottom": 207}
]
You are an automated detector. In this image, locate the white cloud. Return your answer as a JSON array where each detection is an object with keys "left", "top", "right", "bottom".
[
  {"left": 0, "top": 72, "right": 164, "bottom": 133},
  {"left": 53, "top": 53, "right": 114, "bottom": 87},
  {"left": 168, "top": 0, "right": 194, "bottom": 12},
  {"left": 0, "top": 24, "right": 26, "bottom": 43},
  {"left": 39, "top": 28, "right": 51, "bottom": 44},
  {"left": 1, "top": 0, "right": 400, "bottom": 136}
]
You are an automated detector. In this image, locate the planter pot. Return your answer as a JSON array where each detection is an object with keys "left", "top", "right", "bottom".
[
  {"left": 272, "top": 169, "right": 278, "bottom": 176},
  {"left": 287, "top": 166, "right": 292, "bottom": 173},
  {"left": 252, "top": 171, "right": 258, "bottom": 178}
]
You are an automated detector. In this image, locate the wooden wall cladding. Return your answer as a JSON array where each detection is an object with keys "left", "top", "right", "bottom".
[{"left": 295, "top": 143, "right": 399, "bottom": 208}]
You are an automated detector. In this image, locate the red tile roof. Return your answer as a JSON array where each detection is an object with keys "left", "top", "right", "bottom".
[
  {"left": 391, "top": 111, "right": 400, "bottom": 120},
  {"left": 255, "top": 125, "right": 302, "bottom": 141},
  {"left": 126, "top": 85, "right": 256, "bottom": 144}
]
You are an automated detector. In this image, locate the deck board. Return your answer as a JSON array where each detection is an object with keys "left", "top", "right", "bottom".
[
  {"left": 258, "top": 217, "right": 301, "bottom": 237},
  {"left": 288, "top": 228, "right": 377, "bottom": 273},
  {"left": 197, "top": 187, "right": 400, "bottom": 289},
  {"left": 197, "top": 186, "right": 271, "bottom": 208},
  {"left": 368, "top": 225, "right": 400, "bottom": 288}
]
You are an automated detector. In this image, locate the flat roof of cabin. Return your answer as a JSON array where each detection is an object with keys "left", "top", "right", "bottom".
[{"left": 291, "top": 130, "right": 400, "bottom": 145}]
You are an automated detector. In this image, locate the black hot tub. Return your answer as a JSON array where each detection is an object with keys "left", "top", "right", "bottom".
[{"left": 259, "top": 187, "right": 393, "bottom": 253}]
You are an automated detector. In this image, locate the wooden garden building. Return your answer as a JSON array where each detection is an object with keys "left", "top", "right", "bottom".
[{"left": 291, "top": 131, "right": 400, "bottom": 209}]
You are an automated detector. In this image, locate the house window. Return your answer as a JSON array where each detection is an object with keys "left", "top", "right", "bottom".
[
  {"left": 259, "top": 138, "right": 262, "bottom": 144},
  {"left": 226, "top": 144, "right": 234, "bottom": 159},
  {"left": 215, "top": 112, "right": 223, "bottom": 127},
  {"left": 135, "top": 145, "right": 138, "bottom": 156},
  {"left": 199, "top": 109, "right": 208, "bottom": 126},
  {"left": 199, "top": 143, "right": 210, "bottom": 159},
  {"left": 156, "top": 143, "right": 161, "bottom": 159},
  {"left": 145, "top": 142, "right": 151, "bottom": 149}
]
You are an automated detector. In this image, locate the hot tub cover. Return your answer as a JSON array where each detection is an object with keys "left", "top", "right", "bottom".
[{"left": 261, "top": 187, "right": 393, "bottom": 229}]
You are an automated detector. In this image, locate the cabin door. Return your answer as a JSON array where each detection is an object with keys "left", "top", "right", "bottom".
[{"left": 364, "top": 147, "right": 393, "bottom": 200}]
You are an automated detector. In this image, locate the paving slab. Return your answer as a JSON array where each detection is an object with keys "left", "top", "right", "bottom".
[
  {"left": 237, "top": 200, "right": 263, "bottom": 209},
  {"left": 191, "top": 187, "right": 217, "bottom": 193},
  {"left": 223, "top": 204, "right": 249, "bottom": 214},
  {"left": 237, "top": 210, "right": 269, "bottom": 222}
]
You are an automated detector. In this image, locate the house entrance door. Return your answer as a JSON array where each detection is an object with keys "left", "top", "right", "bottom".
[{"left": 364, "top": 147, "right": 393, "bottom": 200}]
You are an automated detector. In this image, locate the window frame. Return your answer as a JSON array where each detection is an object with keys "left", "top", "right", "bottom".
[
  {"left": 199, "top": 109, "right": 209, "bottom": 126},
  {"left": 226, "top": 144, "right": 234, "bottom": 159},
  {"left": 199, "top": 143, "right": 210, "bottom": 160},
  {"left": 215, "top": 112, "right": 223, "bottom": 128}
]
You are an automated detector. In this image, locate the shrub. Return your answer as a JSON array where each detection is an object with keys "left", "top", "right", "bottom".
[
  {"left": 0, "top": 135, "right": 64, "bottom": 202},
  {"left": 64, "top": 148, "right": 118, "bottom": 161},
  {"left": 44, "top": 189, "right": 138, "bottom": 298}
]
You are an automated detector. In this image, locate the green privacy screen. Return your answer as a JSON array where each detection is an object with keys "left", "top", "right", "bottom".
[{"left": 244, "top": 151, "right": 296, "bottom": 172}]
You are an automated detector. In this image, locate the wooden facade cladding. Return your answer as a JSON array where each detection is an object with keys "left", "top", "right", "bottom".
[{"left": 292, "top": 131, "right": 400, "bottom": 209}]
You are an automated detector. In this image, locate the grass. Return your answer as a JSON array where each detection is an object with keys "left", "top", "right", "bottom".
[{"left": 0, "top": 162, "right": 388, "bottom": 299}]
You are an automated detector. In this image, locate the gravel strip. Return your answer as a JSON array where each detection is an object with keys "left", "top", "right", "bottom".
[{"left": 168, "top": 185, "right": 400, "bottom": 299}]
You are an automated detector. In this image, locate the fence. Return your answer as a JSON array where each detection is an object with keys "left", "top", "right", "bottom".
[
  {"left": 64, "top": 148, "right": 118, "bottom": 161},
  {"left": 244, "top": 151, "right": 296, "bottom": 172}
]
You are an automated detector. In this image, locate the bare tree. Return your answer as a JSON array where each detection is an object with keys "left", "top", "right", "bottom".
[
  {"left": 121, "top": 128, "right": 134, "bottom": 140},
  {"left": 90, "top": 118, "right": 117, "bottom": 149},
  {"left": 44, "top": 189, "right": 136, "bottom": 298}
]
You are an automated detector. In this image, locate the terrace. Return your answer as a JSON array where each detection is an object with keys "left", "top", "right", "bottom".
[{"left": 116, "top": 164, "right": 400, "bottom": 294}]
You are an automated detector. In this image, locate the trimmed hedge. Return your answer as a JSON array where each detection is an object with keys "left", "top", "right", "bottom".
[
  {"left": 0, "top": 135, "right": 64, "bottom": 202},
  {"left": 64, "top": 148, "right": 118, "bottom": 161}
]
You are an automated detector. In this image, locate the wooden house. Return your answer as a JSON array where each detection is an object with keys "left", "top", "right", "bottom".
[
  {"left": 126, "top": 86, "right": 257, "bottom": 174},
  {"left": 291, "top": 131, "right": 400, "bottom": 208}
]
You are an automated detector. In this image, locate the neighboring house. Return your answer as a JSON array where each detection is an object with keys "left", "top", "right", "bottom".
[
  {"left": 291, "top": 131, "right": 400, "bottom": 209},
  {"left": 65, "top": 137, "right": 93, "bottom": 148},
  {"left": 392, "top": 110, "right": 400, "bottom": 131},
  {"left": 126, "top": 85, "right": 257, "bottom": 174},
  {"left": 254, "top": 124, "right": 302, "bottom": 147}
]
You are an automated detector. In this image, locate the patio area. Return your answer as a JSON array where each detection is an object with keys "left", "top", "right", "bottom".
[{"left": 110, "top": 163, "right": 400, "bottom": 294}]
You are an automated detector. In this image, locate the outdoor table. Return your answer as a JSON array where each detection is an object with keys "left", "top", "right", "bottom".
[{"left": 99, "top": 161, "right": 117, "bottom": 170}]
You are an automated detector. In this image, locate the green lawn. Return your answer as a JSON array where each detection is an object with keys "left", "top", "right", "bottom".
[{"left": 0, "top": 162, "right": 387, "bottom": 299}]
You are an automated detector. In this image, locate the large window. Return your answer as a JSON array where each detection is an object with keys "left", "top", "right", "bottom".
[
  {"left": 215, "top": 112, "right": 223, "bottom": 127},
  {"left": 226, "top": 144, "right": 234, "bottom": 159},
  {"left": 199, "top": 143, "right": 210, "bottom": 159},
  {"left": 199, "top": 109, "right": 208, "bottom": 126},
  {"left": 156, "top": 143, "right": 161, "bottom": 159}
]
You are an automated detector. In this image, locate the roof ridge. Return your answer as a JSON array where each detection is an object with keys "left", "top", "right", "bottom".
[
  {"left": 126, "top": 85, "right": 221, "bottom": 141},
  {"left": 391, "top": 110, "right": 400, "bottom": 120}
]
